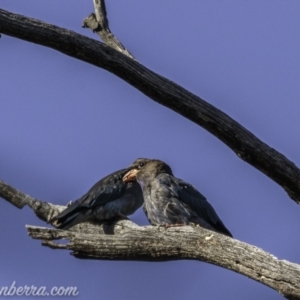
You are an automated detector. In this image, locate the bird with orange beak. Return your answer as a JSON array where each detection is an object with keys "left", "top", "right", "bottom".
[
  {"left": 123, "top": 159, "right": 232, "bottom": 237},
  {"left": 51, "top": 158, "right": 150, "bottom": 229}
]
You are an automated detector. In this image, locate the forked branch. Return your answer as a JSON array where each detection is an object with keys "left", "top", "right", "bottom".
[
  {"left": 1, "top": 8, "right": 300, "bottom": 204},
  {"left": 82, "top": 0, "right": 135, "bottom": 59}
]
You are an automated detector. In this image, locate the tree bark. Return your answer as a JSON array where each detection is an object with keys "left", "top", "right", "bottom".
[
  {"left": 28, "top": 224, "right": 300, "bottom": 300},
  {"left": 0, "top": 179, "right": 299, "bottom": 299},
  {"left": 1, "top": 8, "right": 300, "bottom": 205}
]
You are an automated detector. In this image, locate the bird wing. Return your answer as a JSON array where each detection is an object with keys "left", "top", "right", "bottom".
[
  {"left": 172, "top": 177, "right": 219, "bottom": 223},
  {"left": 83, "top": 168, "right": 129, "bottom": 207},
  {"left": 51, "top": 168, "right": 130, "bottom": 226},
  {"left": 157, "top": 174, "right": 232, "bottom": 237},
  {"left": 145, "top": 174, "right": 191, "bottom": 225}
]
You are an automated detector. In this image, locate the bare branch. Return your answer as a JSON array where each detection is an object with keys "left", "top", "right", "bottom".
[
  {"left": 0, "top": 179, "right": 299, "bottom": 299},
  {"left": 0, "top": 179, "right": 31, "bottom": 209},
  {"left": 82, "top": 0, "right": 135, "bottom": 59},
  {"left": 0, "top": 179, "right": 64, "bottom": 222},
  {"left": 27, "top": 222, "right": 300, "bottom": 300},
  {"left": 93, "top": 0, "right": 109, "bottom": 28},
  {"left": 1, "top": 9, "right": 300, "bottom": 205}
]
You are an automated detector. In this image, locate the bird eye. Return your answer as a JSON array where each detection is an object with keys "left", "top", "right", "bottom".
[{"left": 138, "top": 162, "right": 145, "bottom": 168}]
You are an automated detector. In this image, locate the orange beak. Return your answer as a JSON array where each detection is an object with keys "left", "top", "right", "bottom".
[{"left": 123, "top": 169, "right": 139, "bottom": 182}]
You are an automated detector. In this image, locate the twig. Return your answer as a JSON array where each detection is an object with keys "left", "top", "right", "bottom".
[{"left": 82, "top": 0, "right": 135, "bottom": 59}]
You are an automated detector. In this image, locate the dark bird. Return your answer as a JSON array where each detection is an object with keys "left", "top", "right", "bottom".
[
  {"left": 123, "top": 159, "right": 232, "bottom": 237},
  {"left": 51, "top": 158, "right": 150, "bottom": 229}
]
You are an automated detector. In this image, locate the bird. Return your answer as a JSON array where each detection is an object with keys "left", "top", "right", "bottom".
[
  {"left": 123, "top": 159, "right": 232, "bottom": 237},
  {"left": 51, "top": 158, "right": 150, "bottom": 229}
]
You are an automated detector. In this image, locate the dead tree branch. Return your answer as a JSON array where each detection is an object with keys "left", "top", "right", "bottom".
[
  {"left": 1, "top": 9, "right": 299, "bottom": 204},
  {"left": 27, "top": 224, "right": 300, "bottom": 300},
  {"left": 0, "top": 179, "right": 63, "bottom": 222},
  {"left": 0, "top": 179, "right": 299, "bottom": 299},
  {"left": 82, "top": 0, "right": 135, "bottom": 59}
]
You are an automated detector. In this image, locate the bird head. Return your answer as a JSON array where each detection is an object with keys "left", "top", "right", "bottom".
[
  {"left": 129, "top": 158, "right": 151, "bottom": 170},
  {"left": 123, "top": 159, "right": 173, "bottom": 183}
]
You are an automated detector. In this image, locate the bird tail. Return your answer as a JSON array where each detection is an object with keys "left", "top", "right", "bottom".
[
  {"left": 50, "top": 200, "right": 91, "bottom": 230},
  {"left": 215, "top": 220, "right": 233, "bottom": 237}
]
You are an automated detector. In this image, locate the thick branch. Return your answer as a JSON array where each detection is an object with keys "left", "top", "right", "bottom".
[
  {"left": 82, "top": 0, "right": 135, "bottom": 59},
  {"left": 1, "top": 9, "right": 300, "bottom": 204},
  {"left": 27, "top": 223, "right": 300, "bottom": 300},
  {"left": 0, "top": 180, "right": 300, "bottom": 299}
]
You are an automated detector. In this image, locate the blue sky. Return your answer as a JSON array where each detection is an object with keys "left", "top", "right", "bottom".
[{"left": 1, "top": 1, "right": 300, "bottom": 299}]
